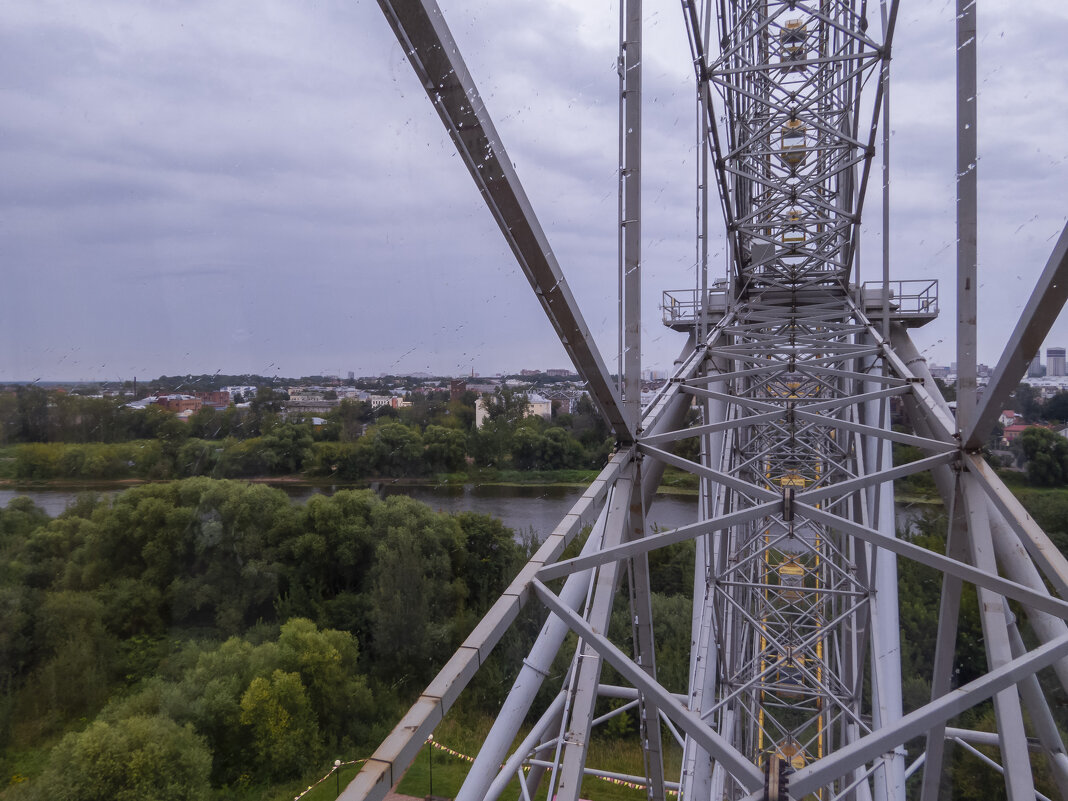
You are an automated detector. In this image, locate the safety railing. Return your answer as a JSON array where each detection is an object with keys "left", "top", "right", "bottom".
[
  {"left": 661, "top": 287, "right": 729, "bottom": 326},
  {"left": 858, "top": 279, "right": 939, "bottom": 318}
]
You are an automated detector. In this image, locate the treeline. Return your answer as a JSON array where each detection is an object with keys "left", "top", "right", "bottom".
[
  {"left": 3, "top": 385, "right": 616, "bottom": 481},
  {"left": 0, "top": 480, "right": 533, "bottom": 798},
  {"left": 1008, "top": 384, "right": 1068, "bottom": 426},
  {"left": 0, "top": 385, "right": 284, "bottom": 445}
]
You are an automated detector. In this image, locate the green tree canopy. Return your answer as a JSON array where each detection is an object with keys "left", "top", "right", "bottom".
[
  {"left": 31, "top": 715, "right": 211, "bottom": 801},
  {"left": 1014, "top": 426, "right": 1068, "bottom": 486}
]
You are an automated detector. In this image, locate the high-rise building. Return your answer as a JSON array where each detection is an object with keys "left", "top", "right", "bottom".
[
  {"left": 1028, "top": 353, "right": 1044, "bottom": 378},
  {"left": 1047, "top": 347, "right": 1066, "bottom": 377}
]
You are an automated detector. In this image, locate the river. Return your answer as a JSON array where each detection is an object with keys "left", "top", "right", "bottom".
[
  {"left": 0, "top": 482, "right": 699, "bottom": 542},
  {"left": 0, "top": 482, "right": 937, "bottom": 540}
]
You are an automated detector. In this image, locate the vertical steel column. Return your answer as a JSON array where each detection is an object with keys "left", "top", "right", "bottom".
[
  {"left": 626, "top": 472, "right": 667, "bottom": 801},
  {"left": 621, "top": 0, "right": 642, "bottom": 429},
  {"left": 862, "top": 344, "right": 905, "bottom": 801},
  {"left": 681, "top": 353, "right": 728, "bottom": 801},
  {"left": 955, "top": 0, "right": 978, "bottom": 433},
  {"left": 880, "top": 0, "right": 891, "bottom": 343}
]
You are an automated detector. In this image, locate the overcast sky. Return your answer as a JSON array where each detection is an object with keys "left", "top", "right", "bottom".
[{"left": 2, "top": 0, "right": 1065, "bottom": 383}]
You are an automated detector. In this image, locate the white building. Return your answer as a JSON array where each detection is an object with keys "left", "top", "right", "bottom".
[{"left": 475, "top": 393, "right": 553, "bottom": 428}]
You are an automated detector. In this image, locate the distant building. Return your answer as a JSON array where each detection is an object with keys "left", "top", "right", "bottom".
[
  {"left": 527, "top": 393, "right": 552, "bottom": 421},
  {"left": 1002, "top": 424, "right": 1031, "bottom": 445},
  {"left": 1028, "top": 352, "right": 1044, "bottom": 378},
  {"left": 285, "top": 398, "right": 339, "bottom": 416},
  {"left": 450, "top": 379, "right": 467, "bottom": 402},
  {"left": 221, "top": 385, "right": 257, "bottom": 399},
  {"left": 288, "top": 388, "right": 325, "bottom": 402},
  {"left": 195, "top": 390, "right": 231, "bottom": 410},
  {"left": 998, "top": 410, "right": 1017, "bottom": 428},
  {"left": 154, "top": 394, "right": 202, "bottom": 414},
  {"left": 474, "top": 393, "right": 552, "bottom": 428},
  {"left": 1048, "top": 347, "right": 1066, "bottom": 377},
  {"left": 365, "top": 395, "right": 410, "bottom": 411},
  {"left": 520, "top": 369, "right": 541, "bottom": 376},
  {"left": 545, "top": 369, "right": 573, "bottom": 377}
]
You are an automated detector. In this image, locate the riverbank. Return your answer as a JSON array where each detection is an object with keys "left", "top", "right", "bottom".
[{"left": 0, "top": 466, "right": 705, "bottom": 497}]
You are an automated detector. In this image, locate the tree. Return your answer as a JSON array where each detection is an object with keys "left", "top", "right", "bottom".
[
  {"left": 511, "top": 426, "right": 542, "bottom": 470},
  {"left": 469, "top": 418, "right": 512, "bottom": 467},
  {"left": 259, "top": 422, "right": 314, "bottom": 474},
  {"left": 1010, "top": 383, "right": 1042, "bottom": 423},
  {"left": 486, "top": 385, "right": 530, "bottom": 426},
  {"left": 19, "top": 591, "right": 116, "bottom": 726},
  {"left": 934, "top": 378, "right": 956, "bottom": 403},
  {"left": 239, "top": 670, "right": 323, "bottom": 780},
  {"left": 274, "top": 617, "right": 372, "bottom": 747},
  {"left": 187, "top": 407, "right": 225, "bottom": 440},
  {"left": 360, "top": 422, "right": 424, "bottom": 477},
  {"left": 1014, "top": 426, "right": 1068, "bottom": 486},
  {"left": 31, "top": 715, "right": 212, "bottom": 801},
  {"left": 368, "top": 498, "right": 462, "bottom": 683},
  {"left": 333, "top": 399, "right": 372, "bottom": 442},
  {"left": 453, "top": 512, "right": 522, "bottom": 614},
  {"left": 1045, "top": 391, "right": 1068, "bottom": 424},
  {"left": 538, "top": 427, "right": 584, "bottom": 469},
  {"left": 423, "top": 425, "right": 467, "bottom": 472}
]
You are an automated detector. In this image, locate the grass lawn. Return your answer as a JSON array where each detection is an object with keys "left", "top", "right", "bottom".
[
  {"left": 287, "top": 714, "right": 677, "bottom": 801},
  {"left": 394, "top": 741, "right": 653, "bottom": 801}
]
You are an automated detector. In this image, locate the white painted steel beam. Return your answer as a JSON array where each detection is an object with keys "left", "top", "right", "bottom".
[
  {"left": 965, "top": 223, "right": 1068, "bottom": 449},
  {"left": 375, "top": 0, "right": 632, "bottom": 441}
]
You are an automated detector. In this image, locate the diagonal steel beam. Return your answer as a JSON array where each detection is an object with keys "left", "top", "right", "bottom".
[
  {"left": 555, "top": 474, "right": 632, "bottom": 801},
  {"left": 341, "top": 449, "right": 630, "bottom": 801},
  {"left": 376, "top": 0, "right": 632, "bottom": 441},
  {"left": 536, "top": 500, "right": 779, "bottom": 583},
  {"left": 961, "top": 473, "right": 1036, "bottom": 799},
  {"left": 792, "top": 409, "right": 958, "bottom": 454},
  {"left": 785, "top": 631, "right": 1068, "bottom": 797},
  {"left": 800, "top": 503, "right": 1068, "bottom": 620},
  {"left": 531, "top": 579, "right": 765, "bottom": 791},
  {"left": 796, "top": 451, "right": 958, "bottom": 506},
  {"left": 964, "top": 452, "right": 1068, "bottom": 599},
  {"left": 965, "top": 223, "right": 1068, "bottom": 449}
]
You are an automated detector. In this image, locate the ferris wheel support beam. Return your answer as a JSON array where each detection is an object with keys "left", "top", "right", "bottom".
[
  {"left": 860, "top": 344, "right": 905, "bottom": 801},
  {"left": 961, "top": 474, "right": 1037, "bottom": 799},
  {"left": 619, "top": 0, "right": 643, "bottom": 430},
  {"left": 955, "top": 0, "right": 979, "bottom": 435},
  {"left": 375, "top": 0, "right": 633, "bottom": 441},
  {"left": 964, "top": 223, "right": 1068, "bottom": 450},
  {"left": 786, "top": 630, "right": 1068, "bottom": 798}
]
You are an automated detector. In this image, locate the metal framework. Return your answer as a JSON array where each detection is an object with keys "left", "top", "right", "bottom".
[{"left": 344, "top": 1, "right": 1068, "bottom": 800}]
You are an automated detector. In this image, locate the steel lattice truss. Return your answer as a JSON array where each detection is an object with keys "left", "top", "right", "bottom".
[
  {"left": 343, "top": 1, "right": 1068, "bottom": 800},
  {"left": 701, "top": 0, "right": 884, "bottom": 290}
]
